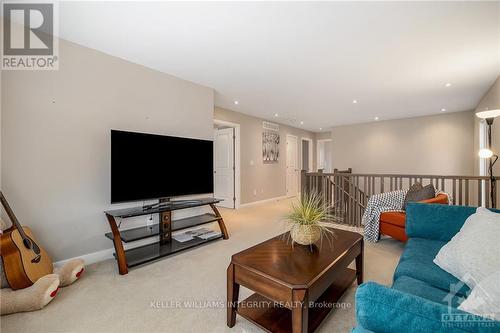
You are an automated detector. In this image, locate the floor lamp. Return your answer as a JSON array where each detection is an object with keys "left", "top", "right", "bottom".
[{"left": 476, "top": 109, "right": 500, "bottom": 208}]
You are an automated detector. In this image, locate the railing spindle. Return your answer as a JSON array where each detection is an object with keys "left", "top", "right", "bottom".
[
  {"left": 465, "top": 180, "right": 469, "bottom": 206},
  {"left": 349, "top": 179, "right": 353, "bottom": 225},
  {"left": 453, "top": 180, "right": 457, "bottom": 204},
  {"left": 485, "top": 180, "right": 490, "bottom": 208},
  {"left": 355, "top": 176, "right": 360, "bottom": 225},
  {"left": 458, "top": 180, "right": 463, "bottom": 205},
  {"left": 478, "top": 180, "right": 483, "bottom": 207}
]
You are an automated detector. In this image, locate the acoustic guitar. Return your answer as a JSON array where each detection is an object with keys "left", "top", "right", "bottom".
[{"left": 0, "top": 191, "right": 53, "bottom": 290}]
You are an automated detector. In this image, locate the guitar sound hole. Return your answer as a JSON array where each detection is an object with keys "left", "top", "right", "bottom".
[
  {"left": 22, "top": 237, "right": 41, "bottom": 255},
  {"left": 23, "top": 238, "right": 32, "bottom": 249}
]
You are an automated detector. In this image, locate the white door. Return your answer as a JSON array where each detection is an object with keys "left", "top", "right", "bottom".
[
  {"left": 214, "top": 128, "right": 235, "bottom": 208},
  {"left": 286, "top": 135, "right": 299, "bottom": 197}
]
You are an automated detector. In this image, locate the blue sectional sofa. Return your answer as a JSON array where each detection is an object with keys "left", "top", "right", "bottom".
[{"left": 353, "top": 203, "right": 500, "bottom": 333}]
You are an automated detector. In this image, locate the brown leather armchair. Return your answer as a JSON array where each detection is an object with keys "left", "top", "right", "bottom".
[{"left": 379, "top": 193, "right": 449, "bottom": 242}]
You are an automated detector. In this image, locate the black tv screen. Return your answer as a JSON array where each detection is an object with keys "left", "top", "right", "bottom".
[{"left": 111, "top": 130, "right": 213, "bottom": 203}]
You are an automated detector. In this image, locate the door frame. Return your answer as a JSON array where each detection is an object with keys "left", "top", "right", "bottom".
[
  {"left": 301, "top": 137, "right": 313, "bottom": 172},
  {"left": 214, "top": 119, "right": 241, "bottom": 209},
  {"left": 286, "top": 134, "right": 299, "bottom": 197}
]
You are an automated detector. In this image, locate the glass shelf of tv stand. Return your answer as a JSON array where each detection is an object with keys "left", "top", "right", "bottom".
[
  {"left": 104, "top": 198, "right": 221, "bottom": 218},
  {"left": 116, "top": 235, "right": 223, "bottom": 268},
  {"left": 105, "top": 213, "right": 222, "bottom": 243}
]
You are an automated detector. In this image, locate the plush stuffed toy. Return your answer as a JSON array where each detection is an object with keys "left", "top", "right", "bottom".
[
  {"left": 0, "top": 218, "right": 85, "bottom": 315},
  {"left": 1, "top": 274, "right": 60, "bottom": 315}
]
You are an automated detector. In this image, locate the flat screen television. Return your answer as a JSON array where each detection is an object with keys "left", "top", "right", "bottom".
[{"left": 111, "top": 130, "right": 213, "bottom": 203}]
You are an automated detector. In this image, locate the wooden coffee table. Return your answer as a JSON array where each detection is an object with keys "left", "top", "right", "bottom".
[{"left": 227, "top": 228, "right": 363, "bottom": 333}]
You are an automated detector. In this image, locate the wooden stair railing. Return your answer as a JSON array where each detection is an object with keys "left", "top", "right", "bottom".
[
  {"left": 301, "top": 171, "right": 497, "bottom": 227},
  {"left": 301, "top": 169, "right": 368, "bottom": 226},
  {"left": 330, "top": 172, "right": 368, "bottom": 226}
]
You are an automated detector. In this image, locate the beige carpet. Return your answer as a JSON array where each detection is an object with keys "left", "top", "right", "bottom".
[{"left": 1, "top": 199, "right": 404, "bottom": 333}]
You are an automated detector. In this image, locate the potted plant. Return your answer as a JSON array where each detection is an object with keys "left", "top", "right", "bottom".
[{"left": 285, "top": 192, "right": 338, "bottom": 246}]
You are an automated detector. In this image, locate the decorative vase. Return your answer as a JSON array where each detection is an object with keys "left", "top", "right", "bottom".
[{"left": 290, "top": 224, "right": 321, "bottom": 246}]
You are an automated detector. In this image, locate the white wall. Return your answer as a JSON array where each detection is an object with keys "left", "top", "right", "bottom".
[
  {"left": 329, "top": 111, "right": 475, "bottom": 175},
  {"left": 1, "top": 38, "right": 214, "bottom": 261}
]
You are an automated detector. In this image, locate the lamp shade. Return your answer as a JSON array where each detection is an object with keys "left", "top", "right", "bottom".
[
  {"left": 476, "top": 109, "right": 500, "bottom": 119},
  {"left": 479, "top": 148, "right": 494, "bottom": 158}
]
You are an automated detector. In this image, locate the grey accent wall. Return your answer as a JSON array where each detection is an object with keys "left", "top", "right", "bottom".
[
  {"left": 214, "top": 107, "right": 316, "bottom": 204},
  {"left": 329, "top": 111, "right": 475, "bottom": 175},
  {"left": 1, "top": 38, "right": 214, "bottom": 261}
]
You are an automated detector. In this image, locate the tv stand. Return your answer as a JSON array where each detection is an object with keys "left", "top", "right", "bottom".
[{"left": 104, "top": 198, "right": 228, "bottom": 275}]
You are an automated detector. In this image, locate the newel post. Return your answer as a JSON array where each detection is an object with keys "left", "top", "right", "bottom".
[
  {"left": 317, "top": 169, "right": 324, "bottom": 195},
  {"left": 301, "top": 170, "right": 308, "bottom": 195}
]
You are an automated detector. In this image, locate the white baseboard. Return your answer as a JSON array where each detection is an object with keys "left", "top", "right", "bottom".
[
  {"left": 54, "top": 248, "right": 114, "bottom": 267},
  {"left": 53, "top": 232, "right": 183, "bottom": 267},
  {"left": 239, "top": 195, "right": 289, "bottom": 208}
]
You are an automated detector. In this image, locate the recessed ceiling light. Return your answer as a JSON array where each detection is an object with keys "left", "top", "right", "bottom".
[
  {"left": 445, "top": 83, "right": 452, "bottom": 87},
  {"left": 274, "top": 113, "right": 278, "bottom": 117},
  {"left": 300, "top": 121, "right": 304, "bottom": 125},
  {"left": 441, "top": 108, "right": 446, "bottom": 112},
  {"left": 352, "top": 100, "right": 358, "bottom": 104},
  {"left": 319, "top": 128, "right": 322, "bottom": 131},
  {"left": 234, "top": 100, "right": 239, "bottom": 105},
  {"left": 374, "top": 117, "right": 379, "bottom": 121}
]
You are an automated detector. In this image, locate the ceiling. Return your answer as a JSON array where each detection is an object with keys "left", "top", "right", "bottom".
[{"left": 56, "top": 1, "right": 499, "bottom": 132}]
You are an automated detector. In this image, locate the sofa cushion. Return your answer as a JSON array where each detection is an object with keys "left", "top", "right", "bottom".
[
  {"left": 406, "top": 203, "right": 478, "bottom": 242},
  {"left": 380, "top": 221, "right": 408, "bottom": 242},
  {"left": 395, "top": 238, "right": 470, "bottom": 296},
  {"left": 394, "top": 257, "right": 470, "bottom": 297},
  {"left": 393, "top": 275, "right": 462, "bottom": 307},
  {"left": 379, "top": 211, "right": 406, "bottom": 227},
  {"left": 400, "top": 238, "right": 446, "bottom": 263}
]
